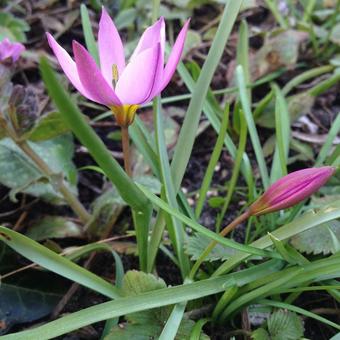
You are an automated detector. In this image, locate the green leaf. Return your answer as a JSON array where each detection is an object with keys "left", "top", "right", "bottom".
[
  {"left": 186, "top": 233, "right": 236, "bottom": 261},
  {"left": 170, "top": 0, "right": 242, "bottom": 193},
  {"left": 330, "top": 23, "right": 340, "bottom": 45},
  {"left": 251, "top": 328, "right": 270, "bottom": 340},
  {"left": 80, "top": 4, "right": 99, "bottom": 65},
  {"left": 122, "top": 270, "right": 167, "bottom": 296},
  {"left": 290, "top": 220, "right": 340, "bottom": 255},
  {"left": 207, "top": 196, "right": 225, "bottom": 208},
  {"left": 27, "top": 111, "right": 70, "bottom": 142},
  {"left": 105, "top": 271, "right": 208, "bottom": 340},
  {"left": 25, "top": 216, "right": 83, "bottom": 241},
  {"left": 0, "top": 136, "right": 77, "bottom": 204},
  {"left": 87, "top": 186, "right": 126, "bottom": 237},
  {"left": 267, "top": 310, "right": 304, "bottom": 340},
  {"left": 0, "top": 262, "right": 283, "bottom": 339},
  {"left": 0, "top": 226, "right": 121, "bottom": 299},
  {"left": 256, "top": 92, "right": 315, "bottom": 128},
  {"left": 0, "top": 13, "right": 29, "bottom": 42},
  {"left": 0, "top": 282, "right": 61, "bottom": 335}
]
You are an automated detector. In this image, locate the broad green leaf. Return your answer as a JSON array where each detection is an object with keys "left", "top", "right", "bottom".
[
  {"left": 0, "top": 13, "right": 29, "bottom": 42},
  {"left": 25, "top": 216, "right": 83, "bottom": 241},
  {"left": 186, "top": 234, "right": 236, "bottom": 261},
  {"left": 27, "top": 111, "right": 70, "bottom": 142},
  {"left": 122, "top": 271, "right": 167, "bottom": 296},
  {"left": 0, "top": 135, "right": 77, "bottom": 204},
  {"left": 330, "top": 23, "right": 340, "bottom": 45},
  {"left": 257, "top": 92, "right": 315, "bottom": 128},
  {"left": 251, "top": 328, "right": 270, "bottom": 340},
  {"left": 87, "top": 186, "right": 126, "bottom": 238},
  {"left": 267, "top": 310, "right": 304, "bottom": 340},
  {"left": 0, "top": 282, "right": 61, "bottom": 335},
  {"left": 290, "top": 220, "right": 340, "bottom": 255}
]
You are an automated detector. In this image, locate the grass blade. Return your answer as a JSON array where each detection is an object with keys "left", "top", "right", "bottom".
[
  {"left": 236, "top": 65, "right": 270, "bottom": 188},
  {"left": 80, "top": 4, "right": 100, "bottom": 65},
  {"left": 0, "top": 226, "right": 120, "bottom": 299},
  {"left": 153, "top": 98, "right": 190, "bottom": 277},
  {"left": 195, "top": 105, "right": 229, "bottom": 218},
  {"left": 2, "top": 262, "right": 282, "bottom": 339},
  {"left": 270, "top": 84, "right": 290, "bottom": 182},
  {"left": 159, "top": 302, "right": 186, "bottom": 340},
  {"left": 315, "top": 113, "right": 340, "bottom": 166}
]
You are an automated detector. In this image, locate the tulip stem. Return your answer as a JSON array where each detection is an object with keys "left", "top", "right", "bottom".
[
  {"left": 121, "top": 126, "right": 132, "bottom": 177},
  {"left": 16, "top": 140, "right": 91, "bottom": 225},
  {"left": 189, "top": 210, "right": 250, "bottom": 280}
]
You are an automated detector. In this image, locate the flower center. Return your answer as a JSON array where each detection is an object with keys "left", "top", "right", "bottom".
[{"left": 110, "top": 104, "right": 139, "bottom": 127}]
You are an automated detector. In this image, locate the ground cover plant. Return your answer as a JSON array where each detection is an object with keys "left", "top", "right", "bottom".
[{"left": 0, "top": 0, "right": 340, "bottom": 339}]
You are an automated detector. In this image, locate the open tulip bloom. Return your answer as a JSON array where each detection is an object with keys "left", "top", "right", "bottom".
[{"left": 47, "top": 8, "right": 190, "bottom": 127}]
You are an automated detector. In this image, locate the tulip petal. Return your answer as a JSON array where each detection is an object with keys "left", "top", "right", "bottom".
[
  {"left": 116, "top": 44, "right": 161, "bottom": 104},
  {"left": 73, "top": 41, "right": 121, "bottom": 106},
  {"left": 98, "top": 7, "right": 125, "bottom": 85},
  {"left": 130, "top": 17, "right": 165, "bottom": 62},
  {"left": 46, "top": 33, "right": 95, "bottom": 101},
  {"left": 161, "top": 19, "right": 190, "bottom": 89}
]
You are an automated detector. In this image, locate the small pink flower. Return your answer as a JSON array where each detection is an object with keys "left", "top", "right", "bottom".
[
  {"left": 0, "top": 38, "right": 25, "bottom": 63},
  {"left": 46, "top": 8, "right": 190, "bottom": 126},
  {"left": 249, "top": 166, "right": 336, "bottom": 216}
]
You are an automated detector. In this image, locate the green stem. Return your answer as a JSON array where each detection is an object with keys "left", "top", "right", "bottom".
[
  {"left": 308, "top": 72, "right": 340, "bottom": 97},
  {"left": 152, "top": 0, "right": 161, "bottom": 22},
  {"left": 121, "top": 126, "right": 132, "bottom": 177},
  {"left": 17, "top": 140, "right": 91, "bottom": 224},
  {"left": 195, "top": 105, "right": 229, "bottom": 219},
  {"left": 189, "top": 211, "right": 250, "bottom": 280},
  {"left": 264, "top": 0, "right": 288, "bottom": 29},
  {"left": 282, "top": 65, "right": 334, "bottom": 96},
  {"left": 215, "top": 109, "right": 248, "bottom": 232}
]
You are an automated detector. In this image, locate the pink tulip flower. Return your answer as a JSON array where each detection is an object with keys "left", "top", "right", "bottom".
[
  {"left": 0, "top": 38, "right": 25, "bottom": 63},
  {"left": 46, "top": 8, "right": 190, "bottom": 126},
  {"left": 249, "top": 166, "right": 336, "bottom": 216}
]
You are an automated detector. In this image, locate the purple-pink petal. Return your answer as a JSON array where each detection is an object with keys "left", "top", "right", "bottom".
[
  {"left": 73, "top": 41, "right": 121, "bottom": 106},
  {"left": 130, "top": 17, "right": 165, "bottom": 63},
  {"left": 46, "top": 33, "right": 96, "bottom": 101},
  {"left": 115, "top": 43, "right": 161, "bottom": 105},
  {"left": 98, "top": 7, "right": 125, "bottom": 85},
  {"left": 161, "top": 19, "right": 190, "bottom": 90},
  {"left": 0, "top": 38, "right": 25, "bottom": 62},
  {"left": 249, "top": 166, "right": 336, "bottom": 216}
]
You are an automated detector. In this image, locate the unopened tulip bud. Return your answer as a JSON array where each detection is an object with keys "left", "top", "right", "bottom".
[{"left": 249, "top": 167, "right": 336, "bottom": 216}]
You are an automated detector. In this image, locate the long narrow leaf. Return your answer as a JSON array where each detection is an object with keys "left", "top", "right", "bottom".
[
  {"left": 170, "top": 0, "right": 242, "bottom": 191},
  {"left": 236, "top": 65, "right": 270, "bottom": 188},
  {"left": 2, "top": 261, "right": 283, "bottom": 340},
  {"left": 0, "top": 226, "right": 120, "bottom": 299}
]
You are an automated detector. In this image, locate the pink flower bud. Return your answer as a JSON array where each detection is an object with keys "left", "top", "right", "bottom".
[{"left": 249, "top": 166, "right": 336, "bottom": 216}]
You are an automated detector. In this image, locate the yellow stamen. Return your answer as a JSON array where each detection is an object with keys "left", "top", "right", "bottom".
[
  {"left": 112, "top": 64, "right": 119, "bottom": 87},
  {"left": 110, "top": 104, "right": 139, "bottom": 127}
]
